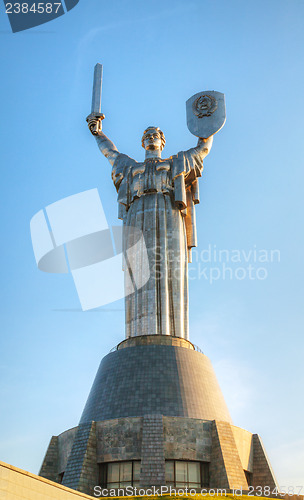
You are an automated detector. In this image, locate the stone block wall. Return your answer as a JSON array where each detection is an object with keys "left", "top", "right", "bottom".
[
  {"left": 163, "top": 417, "right": 212, "bottom": 461},
  {"left": 61, "top": 422, "right": 97, "bottom": 496},
  {"left": 40, "top": 417, "right": 278, "bottom": 495},
  {"left": 140, "top": 415, "right": 165, "bottom": 487},
  {"left": 58, "top": 427, "right": 78, "bottom": 474},
  {"left": 39, "top": 436, "right": 59, "bottom": 483},
  {"left": 252, "top": 434, "right": 278, "bottom": 489},
  {"left": 96, "top": 417, "right": 142, "bottom": 462},
  {"left": 209, "top": 421, "right": 248, "bottom": 490},
  {"left": 231, "top": 425, "right": 253, "bottom": 472}
]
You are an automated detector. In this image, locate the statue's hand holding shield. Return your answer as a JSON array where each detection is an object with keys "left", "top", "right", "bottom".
[{"left": 186, "top": 91, "right": 226, "bottom": 139}]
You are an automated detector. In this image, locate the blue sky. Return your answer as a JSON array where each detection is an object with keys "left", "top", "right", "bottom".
[{"left": 0, "top": 0, "right": 304, "bottom": 488}]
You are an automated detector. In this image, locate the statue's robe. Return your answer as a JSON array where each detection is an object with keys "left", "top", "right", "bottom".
[{"left": 111, "top": 146, "right": 205, "bottom": 339}]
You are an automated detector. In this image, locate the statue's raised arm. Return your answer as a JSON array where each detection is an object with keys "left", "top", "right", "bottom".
[
  {"left": 194, "top": 135, "right": 214, "bottom": 157},
  {"left": 185, "top": 135, "right": 214, "bottom": 169},
  {"left": 87, "top": 114, "right": 120, "bottom": 167}
]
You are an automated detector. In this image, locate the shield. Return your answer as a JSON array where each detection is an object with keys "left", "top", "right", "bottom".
[{"left": 186, "top": 91, "right": 226, "bottom": 138}]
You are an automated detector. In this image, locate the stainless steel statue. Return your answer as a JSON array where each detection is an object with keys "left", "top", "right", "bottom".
[{"left": 86, "top": 65, "right": 225, "bottom": 340}]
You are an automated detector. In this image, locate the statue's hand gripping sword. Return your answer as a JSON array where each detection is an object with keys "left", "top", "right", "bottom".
[{"left": 86, "top": 63, "right": 105, "bottom": 136}]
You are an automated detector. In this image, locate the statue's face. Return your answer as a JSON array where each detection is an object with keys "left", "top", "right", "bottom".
[{"left": 143, "top": 129, "right": 162, "bottom": 150}]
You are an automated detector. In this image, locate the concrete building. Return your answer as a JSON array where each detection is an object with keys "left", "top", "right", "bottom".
[{"left": 39, "top": 336, "right": 278, "bottom": 496}]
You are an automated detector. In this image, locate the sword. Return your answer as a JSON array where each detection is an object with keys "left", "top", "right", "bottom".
[{"left": 86, "top": 63, "right": 105, "bottom": 135}]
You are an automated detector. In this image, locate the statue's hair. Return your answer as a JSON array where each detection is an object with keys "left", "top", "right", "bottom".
[{"left": 141, "top": 126, "right": 166, "bottom": 150}]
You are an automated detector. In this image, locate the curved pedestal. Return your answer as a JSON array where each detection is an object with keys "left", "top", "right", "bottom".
[
  {"left": 39, "top": 337, "right": 278, "bottom": 495},
  {"left": 79, "top": 337, "right": 232, "bottom": 424}
]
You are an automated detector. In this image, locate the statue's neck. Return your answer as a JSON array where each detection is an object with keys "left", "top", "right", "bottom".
[{"left": 145, "top": 150, "right": 162, "bottom": 160}]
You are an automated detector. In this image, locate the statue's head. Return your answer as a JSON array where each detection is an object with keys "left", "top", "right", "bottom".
[{"left": 142, "top": 126, "right": 166, "bottom": 151}]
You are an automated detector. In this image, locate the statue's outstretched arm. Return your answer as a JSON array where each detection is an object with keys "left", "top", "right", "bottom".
[
  {"left": 191, "top": 135, "right": 213, "bottom": 159},
  {"left": 87, "top": 114, "right": 120, "bottom": 166},
  {"left": 95, "top": 132, "right": 120, "bottom": 166}
]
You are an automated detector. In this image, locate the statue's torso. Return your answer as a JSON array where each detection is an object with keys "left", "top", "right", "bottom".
[{"left": 129, "top": 158, "right": 174, "bottom": 202}]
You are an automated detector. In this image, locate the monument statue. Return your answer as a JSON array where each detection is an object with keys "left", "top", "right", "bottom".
[
  {"left": 38, "top": 66, "right": 278, "bottom": 495},
  {"left": 86, "top": 65, "right": 225, "bottom": 341}
]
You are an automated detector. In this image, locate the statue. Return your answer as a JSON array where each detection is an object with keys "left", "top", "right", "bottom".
[{"left": 86, "top": 65, "right": 225, "bottom": 341}]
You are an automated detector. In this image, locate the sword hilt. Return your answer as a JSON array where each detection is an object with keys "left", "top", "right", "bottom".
[{"left": 86, "top": 112, "right": 105, "bottom": 136}]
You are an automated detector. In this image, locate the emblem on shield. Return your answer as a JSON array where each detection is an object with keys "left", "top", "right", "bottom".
[{"left": 186, "top": 91, "right": 226, "bottom": 138}]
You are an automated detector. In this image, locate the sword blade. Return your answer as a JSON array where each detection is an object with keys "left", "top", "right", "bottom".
[{"left": 91, "top": 63, "right": 103, "bottom": 114}]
